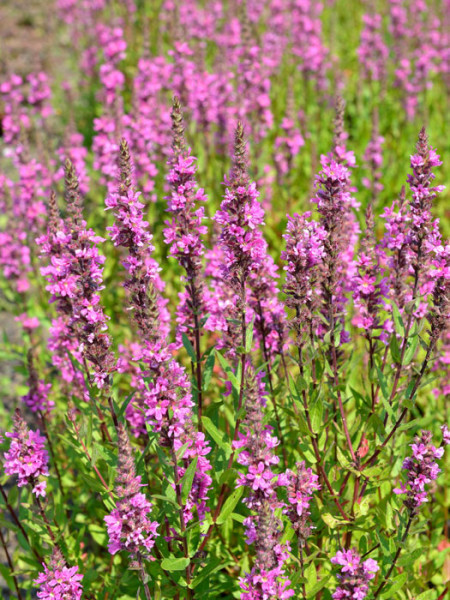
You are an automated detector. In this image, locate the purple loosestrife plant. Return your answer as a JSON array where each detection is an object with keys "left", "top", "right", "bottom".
[
  {"left": 313, "top": 158, "right": 354, "bottom": 338},
  {"left": 1, "top": 9, "right": 450, "bottom": 597},
  {"left": 164, "top": 97, "right": 209, "bottom": 425},
  {"left": 22, "top": 350, "right": 54, "bottom": 416},
  {"left": 331, "top": 549, "right": 379, "bottom": 600},
  {"left": 281, "top": 211, "right": 327, "bottom": 343},
  {"left": 164, "top": 97, "right": 208, "bottom": 345},
  {"left": 106, "top": 141, "right": 212, "bottom": 527},
  {"left": 3, "top": 409, "right": 49, "bottom": 498},
  {"left": 283, "top": 461, "right": 320, "bottom": 546},
  {"left": 104, "top": 423, "right": 159, "bottom": 557},
  {"left": 234, "top": 367, "right": 293, "bottom": 599},
  {"left": 210, "top": 123, "right": 266, "bottom": 358},
  {"left": 34, "top": 547, "right": 83, "bottom": 600},
  {"left": 38, "top": 163, "right": 115, "bottom": 389},
  {"left": 105, "top": 138, "right": 169, "bottom": 341},
  {"left": 394, "top": 429, "right": 448, "bottom": 512}
]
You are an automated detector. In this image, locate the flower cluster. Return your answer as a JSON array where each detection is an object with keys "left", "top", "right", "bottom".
[
  {"left": 352, "top": 203, "right": 389, "bottom": 338},
  {"left": 331, "top": 549, "right": 379, "bottom": 600},
  {"left": 106, "top": 142, "right": 212, "bottom": 525},
  {"left": 282, "top": 462, "right": 320, "bottom": 544},
  {"left": 105, "top": 139, "right": 169, "bottom": 340},
  {"left": 394, "top": 429, "right": 448, "bottom": 513},
  {"left": 235, "top": 367, "right": 293, "bottom": 599},
  {"left": 214, "top": 123, "right": 266, "bottom": 289},
  {"left": 239, "top": 501, "right": 294, "bottom": 600},
  {"left": 38, "top": 164, "right": 115, "bottom": 388},
  {"left": 164, "top": 98, "right": 208, "bottom": 342},
  {"left": 3, "top": 410, "right": 49, "bottom": 497},
  {"left": 407, "top": 128, "right": 444, "bottom": 264},
  {"left": 105, "top": 424, "right": 159, "bottom": 557},
  {"left": 34, "top": 547, "right": 83, "bottom": 600},
  {"left": 282, "top": 212, "right": 326, "bottom": 339},
  {"left": 358, "top": 13, "right": 389, "bottom": 82},
  {"left": 22, "top": 351, "right": 54, "bottom": 415},
  {"left": 313, "top": 157, "right": 355, "bottom": 339}
]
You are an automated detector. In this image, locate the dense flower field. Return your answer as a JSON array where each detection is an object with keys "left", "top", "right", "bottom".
[{"left": 0, "top": 0, "right": 449, "bottom": 599}]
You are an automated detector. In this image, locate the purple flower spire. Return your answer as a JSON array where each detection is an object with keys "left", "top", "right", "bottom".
[
  {"left": 281, "top": 211, "right": 327, "bottom": 342},
  {"left": 239, "top": 500, "right": 294, "bottom": 600},
  {"left": 38, "top": 162, "right": 115, "bottom": 389},
  {"left": 210, "top": 123, "right": 266, "bottom": 356},
  {"left": 3, "top": 409, "right": 49, "bottom": 498},
  {"left": 106, "top": 142, "right": 212, "bottom": 523},
  {"left": 22, "top": 350, "right": 54, "bottom": 416},
  {"left": 407, "top": 128, "right": 444, "bottom": 272},
  {"left": 313, "top": 157, "right": 354, "bottom": 341},
  {"left": 105, "top": 138, "right": 169, "bottom": 341},
  {"left": 380, "top": 130, "right": 444, "bottom": 315},
  {"left": 234, "top": 367, "right": 280, "bottom": 509},
  {"left": 234, "top": 367, "right": 293, "bottom": 599},
  {"left": 394, "top": 429, "right": 448, "bottom": 513},
  {"left": 164, "top": 97, "right": 208, "bottom": 344},
  {"left": 215, "top": 122, "right": 266, "bottom": 291},
  {"left": 358, "top": 13, "right": 389, "bottom": 83},
  {"left": 331, "top": 548, "right": 379, "bottom": 600},
  {"left": 352, "top": 202, "right": 389, "bottom": 341},
  {"left": 34, "top": 546, "right": 83, "bottom": 600},
  {"left": 362, "top": 109, "right": 384, "bottom": 200},
  {"left": 284, "top": 462, "right": 320, "bottom": 545},
  {"left": 378, "top": 186, "right": 410, "bottom": 309},
  {"left": 105, "top": 423, "right": 159, "bottom": 557}
]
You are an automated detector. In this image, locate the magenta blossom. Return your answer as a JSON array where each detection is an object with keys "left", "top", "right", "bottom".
[
  {"left": 3, "top": 410, "right": 49, "bottom": 497},
  {"left": 331, "top": 549, "right": 379, "bottom": 600}
]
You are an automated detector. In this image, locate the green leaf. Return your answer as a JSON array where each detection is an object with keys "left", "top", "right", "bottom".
[
  {"left": 216, "top": 487, "right": 244, "bottom": 525},
  {"left": 380, "top": 572, "right": 407, "bottom": 597},
  {"left": 391, "top": 303, "right": 405, "bottom": 336},
  {"left": 181, "top": 457, "right": 198, "bottom": 503},
  {"left": 161, "top": 557, "right": 190, "bottom": 571},
  {"left": 309, "top": 398, "right": 323, "bottom": 434},
  {"left": 202, "top": 352, "right": 215, "bottom": 391},
  {"left": 202, "top": 416, "right": 232, "bottom": 457},
  {"left": 390, "top": 334, "right": 402, "bottom": 364},
  {"left": 416, "top": 591, "right": 436, "bottom": 600},
  {"left": 379, "top": 392, "right": 396, "bottom": 424},
  {"left": 306, "top": 575, "right": 331, "bottom": 599},
  {"left": 322, "top": 513, "right": 344, "bottom": 528},
  {"left": 304, "top": 563, "right": 317, "bottom": 591},
  {"left": 190, "top": 558, "right": 225, "bottom": 589},
  {"left": 245, "top": 319, "right": 254, "bottom": 353},
  {"left": 118, "top": 391, "right": 135, "bottom": 420},
  {"left": 397, "top": 547, "right": 424, "bottom": 566},
  {"left": 182, "top": 333, "right": 197, "bottom": 363},
  {"left": 403, "top": 334, "right": 419, "bottom": 366},
  {"left": 354, "top": 495, "right": 370, "bottom": 517},
  {"left": 216, "top": 352, "right": 239, "bottom": 388}
]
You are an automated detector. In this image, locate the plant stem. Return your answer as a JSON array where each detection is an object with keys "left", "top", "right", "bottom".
[
  {"left": 70, "top": 417, "right": 114, "bottom": 499},
  {"left": 0, "top": 527, "right": 24, "bottom": 600},
  {"left": 170, "top": 445, "right": 192, "bottom": 598},
  {"left": 373, "top": 514, "right": 413, "bottom": 598},
  {"left": 296, "top": 347, "right": 350, "bottom": 521},
  {"left": 138, "top": 553, "right": 152, "bottom": 600},
  {"left": 193, "top": 308, "right": 203, "bottom": 431},
  {"left": 39, "top": 411, "right": 64, "bottom": 495},
  {"left": 256, "top": 300, "right": 287, "bottom": 467},
  {"left": 299, "top": 545, "right": 306, "bottom": 600},
  {"left": 35, "top": 496, "right": 56, "bottom": 543},
  {"left": 362, "top": 341, "right": 434, "bottom": 472},
  {"left": 0, "top": 482, "right": 43, "bottom": 562}
]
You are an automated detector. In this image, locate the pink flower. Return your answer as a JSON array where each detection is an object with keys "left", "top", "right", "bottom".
[{"left": 3, "top": 410, "right": 49, "bottom": 496}]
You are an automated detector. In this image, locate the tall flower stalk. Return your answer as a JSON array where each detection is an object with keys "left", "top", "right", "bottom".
[{"left": 164, "top": 97, "right": 208, "bottom": 425}]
